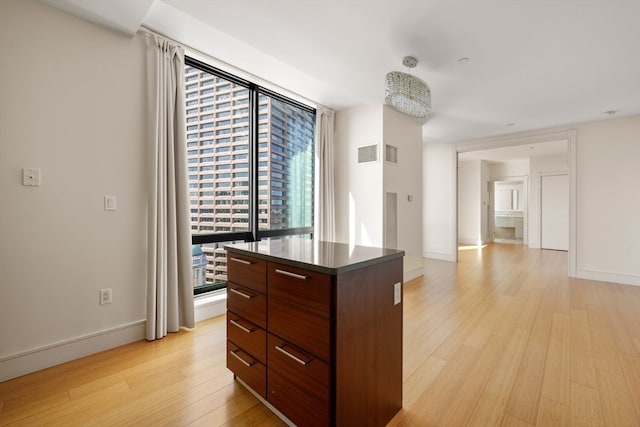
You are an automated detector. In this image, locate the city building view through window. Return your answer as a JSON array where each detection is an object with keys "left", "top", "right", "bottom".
[{"left": 185, "top": 58, "right": 316, "bottom": 294}]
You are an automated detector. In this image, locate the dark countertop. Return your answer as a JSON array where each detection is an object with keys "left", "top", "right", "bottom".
[{"left": 225, "top": 239, "right": 404, "bottom": 275}]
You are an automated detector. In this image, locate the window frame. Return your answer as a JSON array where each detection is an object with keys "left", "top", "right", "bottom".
[{"left": 186, "top": 56, "right": 316, "bottom": 295}]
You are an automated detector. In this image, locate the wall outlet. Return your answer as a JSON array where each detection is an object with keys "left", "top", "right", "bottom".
[
  {"left": 100, "top": 288, "right": 112, "bottom": 305},
  {"left": 394, "top": 282, "right": 402, "bottom": 305}
]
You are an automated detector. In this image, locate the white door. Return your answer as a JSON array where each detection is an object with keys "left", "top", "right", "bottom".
[{"left": 541, "top": 174, "right": 569, "bottom": 250}]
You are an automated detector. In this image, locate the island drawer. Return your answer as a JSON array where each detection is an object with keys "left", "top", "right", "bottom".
[
  {"left": 227, "top": 282, "right": 266, "bottom": 329},
  {"left": 267, "top": 333, "right": 329, "bottom": 427},
  {"left": 227, "top": 312, "right": 266, "bottom": 364},
  {"left": 268, "top": 262, "right": 331, "bottom": 318},
  {"left": 268, "top": 298, "right": 330, "bottom": 362},
  {"left": 227, "top": 252, "right": 267, "bottom": 293},
  {"left": 227, "top": 341, "right": 266, "bottom": 399}
]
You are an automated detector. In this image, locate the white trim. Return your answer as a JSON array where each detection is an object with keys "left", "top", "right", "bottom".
[
  {"left": 423, "top": 251, "right": 457, "bottom": 262},
  {"left": 403, "top": 256, "right": 424, "bottom": 282},
  {"left": 0, "top": 320, "right": 145, "bottom": 382},
  {"left": 194, "top": 290, "right": 227, "bottom": 323},
  {"left": 456, "top": 128, "right": 575, "bottom": 152},
  {"left": 575, "top": 269, "right": 640, "bottom": 287},
  {"left": 567, "top": 131, "right": 578, "bottom": 277},
  {"left": 452, "top": 147, "right": 459, "bottom": 262}
]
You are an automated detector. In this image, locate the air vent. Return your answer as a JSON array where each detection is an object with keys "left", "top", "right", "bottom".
[
  {"left": 358, "top": 144, "right": 378, "bottom": 164},
  {"left": 385, "top": 144, "right": 398, "bottom": 163}
]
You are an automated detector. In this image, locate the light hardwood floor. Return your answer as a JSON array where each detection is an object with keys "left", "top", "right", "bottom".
[{"left": 2, "top": 244, "right": 640, "bottom": 426}]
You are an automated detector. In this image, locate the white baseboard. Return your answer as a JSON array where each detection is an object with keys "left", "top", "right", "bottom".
[
  {"left": 423, "top": 250, "right": 457, "bottom": 262},
  {"left": 403, "top": 256, "right": 424, "bottom": 282},
  {"left": 194, "top": 291, "right": 227, "bottom": 323},
  {"left": 0, "top": 320, "right": 145, "bottom": 382},
  {"left": 575, "top": 268, "right": 640, "bottom": 287},
  {"left": 404, "top": 267, "right": 424, "bottom": 282}
]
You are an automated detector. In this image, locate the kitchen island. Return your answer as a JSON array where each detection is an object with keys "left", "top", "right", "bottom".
[{"left": 225, "top": 239, "right": 404, "bottom": 426}]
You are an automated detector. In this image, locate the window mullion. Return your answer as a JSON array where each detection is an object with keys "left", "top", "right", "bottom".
[{"left": 249, "top": 84, "right": 259, "bottom": 242}]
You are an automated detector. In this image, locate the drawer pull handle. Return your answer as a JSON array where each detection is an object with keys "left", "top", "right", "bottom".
[
  {"left": 230, "top": 319, "right": 254, "bottom": 333},
  {"left": 229, "top": 350, "right": 254, "bottom": 367},
  {"left": 229, "top": 288, "right": 253, "bottom": 299},
  {"left": 275, "top": 345, "right": 310, "bottom": 366},
  {"left": 230, "top": 257, "right": 252, "bottom": 265},
  {"left": 275, "top": 269, "right": 308, "bottom": 281}
]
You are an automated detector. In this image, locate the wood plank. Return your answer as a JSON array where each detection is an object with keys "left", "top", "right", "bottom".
[
  {"left": 468, "top": 328, "right": 530, "bottom": 427},
  {"left": 399, "top": 355, "right": 447, "bottom": 409},
  {"left": 504, "top": 317, "right": 553, "bottom": 424},
  {"left": 541, "top": 313, "right": 571, "bottom": 404},
  {"left": 596, "top": 369, "right": 638, "bottom": 426},
  {"left": 501, "top": 414, "right": 535, "bottom": 427},
  {"left": 436, "top": 333, "right": 507, "bottom": 426},
  {"left": 569, "top": 383, "right": 603, "bottom": 426},
  {"left": 536, "top": 398, "right": 568, "bottom": 427}
]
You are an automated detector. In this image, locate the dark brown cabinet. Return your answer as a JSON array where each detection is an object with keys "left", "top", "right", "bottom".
[
  {"left": 225, "top": 239, "right": 403, "bottom": 426},
  {"left": 226, "top": 252, "right": 267, "bottom": 399}
]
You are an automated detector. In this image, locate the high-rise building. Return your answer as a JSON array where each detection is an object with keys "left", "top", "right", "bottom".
[{"left": 185, "top": 65, "right": 315, "bottom": 288}]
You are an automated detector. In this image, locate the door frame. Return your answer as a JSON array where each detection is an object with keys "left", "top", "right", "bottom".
[{"left": 455, "top": 129, "right": 577, "bottom": 277}]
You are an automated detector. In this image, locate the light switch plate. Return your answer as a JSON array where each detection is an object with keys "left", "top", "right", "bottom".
[
  {"left": 104, "top": 195, "right": 117, "bottom": 211},
  {"left": 394, "top": 282, "right": 401, "bottom": 305}
]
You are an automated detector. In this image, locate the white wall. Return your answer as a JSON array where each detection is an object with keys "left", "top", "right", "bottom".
[
  {"left": 334, "top": 105, "right": 423, "bottom": 259},
  {"left": 575, "top": 116, "right": 640, "bottom": 285},
  {"left": 489, "top": 159, "right": 530, "bottom": 178},
  {"left": 334, "top": 105, "right": 384, "bottom": 247},
  {"left": 457, "top": 160, "right": 482, "bottom": 244},
  {"left": 529, "top": 154, "right": 569, "bottom": 248},
  {"left": 422, "top": 143, "right": 457, "bottom": 261},
  {"left": 382, "top": 106, "right": 423, "bottom": 257},
  {"left": 0, "top": 0, "right": 147, "bottom": 380}
]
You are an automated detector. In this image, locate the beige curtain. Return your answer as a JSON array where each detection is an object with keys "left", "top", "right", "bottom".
[
  {"left": 317, "top": 108, "right": 335, "bottom": 241},
  {"left": 144, "top": 33, "right": 194, "bottom": 340}
]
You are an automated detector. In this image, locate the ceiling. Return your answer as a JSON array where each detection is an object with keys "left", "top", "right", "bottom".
[{"left": 40, "top": 0, "right": 640, "bottom": 144}]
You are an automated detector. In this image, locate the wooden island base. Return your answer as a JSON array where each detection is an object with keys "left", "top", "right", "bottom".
[{"left": 225, "top": 239, "right": 404, "bottom": 427}]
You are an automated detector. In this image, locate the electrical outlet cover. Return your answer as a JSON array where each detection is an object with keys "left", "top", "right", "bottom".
[{"left": 394, "top": 282, "right": 401, "bottom": 305}]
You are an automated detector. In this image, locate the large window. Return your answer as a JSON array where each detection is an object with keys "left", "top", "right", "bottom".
[{"left": 186, "top": 57, "right": 316, "bottom": 295}]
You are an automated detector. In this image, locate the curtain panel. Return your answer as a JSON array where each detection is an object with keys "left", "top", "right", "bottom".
[
  {"left": 144, "top": 34, "right": 194, "bottom": 341},
  {"left": 317, "top": 108, "right": 336, "bottom": 242}
]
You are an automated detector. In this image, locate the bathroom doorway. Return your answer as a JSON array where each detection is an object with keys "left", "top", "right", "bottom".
[{"left": 491, "top": 178, "right": 527, "bottom": 244}]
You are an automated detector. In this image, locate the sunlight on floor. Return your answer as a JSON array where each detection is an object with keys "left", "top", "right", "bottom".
[{"left": 458, "top": 244, "right": 488, "bottom": 251}]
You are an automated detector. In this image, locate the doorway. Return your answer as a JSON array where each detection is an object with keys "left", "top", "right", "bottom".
[
  {"left": 455, "top": 133, "right": 576, "bottom": 276},
  {"left": 492, "top": 179, "right": 526, "bottom": 244}
]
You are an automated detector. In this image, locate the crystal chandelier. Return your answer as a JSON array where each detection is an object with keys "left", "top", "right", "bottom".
[{"left": 384, "top": 56, "right": 431, "bottom": 121}]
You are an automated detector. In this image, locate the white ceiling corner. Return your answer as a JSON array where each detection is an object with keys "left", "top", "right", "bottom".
[{"left": 38, "top": 0, "right": 155, "bottom": 36}]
